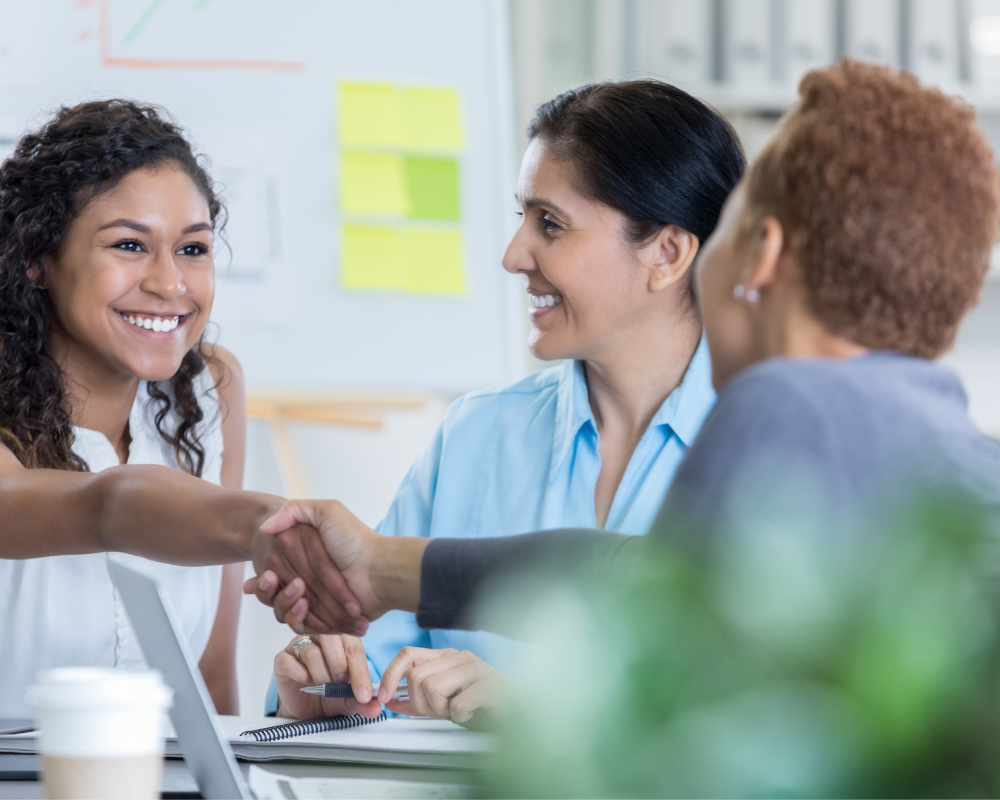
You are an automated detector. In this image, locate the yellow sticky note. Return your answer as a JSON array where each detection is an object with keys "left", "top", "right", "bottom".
[
  {"left": 340, "top": 152, "right": 407, "bottom": 215},
  {"left": 405, "top": 229, "right": 465, "bottom": 295},
  {"left": 402, "top": 88, "right": 464, "bottom": 150},
  {"left": 339, "top": 82, "right": 402, "bottom": 146},
  {"left": 341, "top": 224, "right": 405, "bottom": 290}
]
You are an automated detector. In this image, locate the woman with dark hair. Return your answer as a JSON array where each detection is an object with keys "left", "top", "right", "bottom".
[
  {"left": 255, "top": 61, "right": 1000, "bottom": 727},
  {"left": 266, "top": 80, "right": 746, "bottom": 720},
  {"left": 0, "top": 99, "right": 333, "bottom": 716}
]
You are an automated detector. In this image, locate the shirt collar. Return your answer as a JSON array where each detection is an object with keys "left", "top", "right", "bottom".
[
  {"left": 648, "top": 333, "right": 715, "bottom": 447},
  {"left": 548, "top": 333, "right": 715, "bottom": 483}
]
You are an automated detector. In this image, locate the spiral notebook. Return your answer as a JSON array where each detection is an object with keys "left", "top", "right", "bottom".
[
  {"left": 239, "top": 711, "right": 387, "bottom": 742},
  {"left": 168, "top": 715, "right": 492, "bottom": 769}
]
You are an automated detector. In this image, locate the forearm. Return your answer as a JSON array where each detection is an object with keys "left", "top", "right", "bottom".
[
  {"left": 373, "top": 529, "right": 638, "bottom": 634},
  {"left": 0, "top": 463, "right": 282, "bottom": 563}
]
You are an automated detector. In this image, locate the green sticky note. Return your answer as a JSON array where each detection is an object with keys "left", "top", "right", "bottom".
[
  {"left": 341, "top": 151, "right": 407, "bottom": 216},
  {"left": 405, "top": 229, "right": 465, "bottom": 295},
  {"left": 341, "top": 224, "right": 405, "bottom": 290},
  {"left": 404, "top": 157, "right": 460, "bottom": 221},
  {"left": 402, "top": 88, "right": 463, "bottom": 150},
  {"left": 339, "top": 82, "right": 402, "bottom": 146}
]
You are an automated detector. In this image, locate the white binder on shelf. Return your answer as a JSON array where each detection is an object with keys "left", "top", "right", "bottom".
[
  {"left": 777, "top": 0, "right": 836, "bottom": 86},
  {"left": 969, "top": 0, "right": 1000, "bottom": 94},
  {"left": 721, "top": 0, "right": 774, "bottom": 87},
  {"left": 908, "top": 0, "right": 960, "bottom": 87},
  {"left": 844, "top": 0, "right": 902, "bottom": 66},
  {"left": 638, "top": 0, "right": 715, "bottom": 90}
]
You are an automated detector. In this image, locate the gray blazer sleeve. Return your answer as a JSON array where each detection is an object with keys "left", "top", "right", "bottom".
[{"left": 416, "top": 529, "right": 635, "bottom": 631}]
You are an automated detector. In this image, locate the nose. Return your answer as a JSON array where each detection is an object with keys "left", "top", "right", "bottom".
[
  {"left": 501, "top": 218, "right": 537, "bottom": 276},
  {"left": 140, "top": 248, "right": 186, "bottom": 299}
]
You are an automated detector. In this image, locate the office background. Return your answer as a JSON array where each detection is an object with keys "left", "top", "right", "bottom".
[{"left": 0, "top": 0, "right": 997, "bottom": 715}]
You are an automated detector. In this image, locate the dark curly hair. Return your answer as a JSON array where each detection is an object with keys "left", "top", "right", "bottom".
[
  {"left": 0, "top": 99, "right": 226, "bottom": 475},
  {"left": 745, "top": 60, "right": 1000, "bottom": 358}
]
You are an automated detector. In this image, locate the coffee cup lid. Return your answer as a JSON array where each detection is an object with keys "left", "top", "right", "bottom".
[{"left": 27, "top": 667, "right": 173, "bottom": 710}]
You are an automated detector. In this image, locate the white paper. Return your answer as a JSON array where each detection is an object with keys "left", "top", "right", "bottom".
[{"left": 248, "top": 765, "right": 472, "bottom": 800}]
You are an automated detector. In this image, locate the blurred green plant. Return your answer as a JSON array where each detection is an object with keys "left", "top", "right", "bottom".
[{"left": 482, "top": 494, "right": 1000, "bottom": 797}]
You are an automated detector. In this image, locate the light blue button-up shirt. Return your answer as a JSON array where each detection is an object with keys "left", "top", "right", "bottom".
[
  {"left": 363, "top": 336, "right": 715, "bottom": 676},
  {"left": 264, "top": 337, "right": 714, "bottom": 714}
]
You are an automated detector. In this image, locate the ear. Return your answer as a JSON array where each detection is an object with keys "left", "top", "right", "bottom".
[
  {"left": 26, "top": 261, "right": 47, "bottom": 290},
  {"left": 741, "top": 216, "right": 784, "bottom": 298},
  {"left": 647, "top": 225, "right": 700, "bottom": 293}
]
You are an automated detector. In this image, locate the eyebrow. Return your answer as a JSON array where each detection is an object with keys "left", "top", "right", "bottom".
[
  {"left": 515, "top": 194, "right": 570, "bottom": 218},
  {"left": 98, "top": 219, "right": 213, "bottom": 235}
]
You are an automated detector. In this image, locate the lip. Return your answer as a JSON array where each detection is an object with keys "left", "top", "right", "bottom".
[
  {"left": 527, "top": 289, "right": 562, "bottom": 320},
  {"left": 113, "top": 309, "right": 192, "bottom": 338}
]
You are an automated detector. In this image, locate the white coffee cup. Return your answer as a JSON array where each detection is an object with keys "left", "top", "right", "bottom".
[{"left": 27, "top": 667, "right": 174, "bottom": 800}]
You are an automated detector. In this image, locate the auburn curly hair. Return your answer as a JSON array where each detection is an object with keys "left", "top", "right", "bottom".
[
  {"left": 0, "top": 99, "right": 226, "bottom": 474},
  {"left": 745, "top": 59, "right": 1000, "bottom": 358}
]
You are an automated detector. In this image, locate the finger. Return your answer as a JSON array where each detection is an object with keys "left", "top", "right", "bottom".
[
  {"left": 283, "top": 598, "right": 309, "bottom": 634},
  {"left": 384, "top": 698, "right": 416, "bottom": 716},
  {"left": 300, "top": 527, "right": 363, "bottom": 620},
  {"left": 301, "top": 609, "right": 336, "bottom": 636},
  {"left": 298, "top": 640, "right": 333, "bottom": 685},
  {"left": 417, "top": 657, "right": 490, "bottom": 719},
  {"left": 341, "top": 636, "right": 374, "bottom": 704},
  {"left": 316, "top": 636, "right": 349, "bottom": 681},
  {"left": 252, "top": 572, "right": 283, "bottom": 609},
  {"left": 379, "top": 647, "right": 450, "bottom": 704},
  {"left": 274, "top": 527, "right": 351, "bottom": 629},
  {"left": 274, "top": 649, "right": 311, "bottom": 686},
  {"left": 406, "top": 652, "right": 472, "bottom": 718},
  {"left": 271, "top": 577, "right": 307, "bottom": 625},
  {"left": 449, "top": 679, "right": 500, "bottom": 725},
  {"left": 261, "top": 500, "right": 319, "bottom": 535},
  {"left": 273, "top": 528, "right": 321, "bottom": 597}
]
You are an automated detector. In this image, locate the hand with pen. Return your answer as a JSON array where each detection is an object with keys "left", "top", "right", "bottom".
[{"left": 274, "top": 632, "right": 510, "bottom": 729}]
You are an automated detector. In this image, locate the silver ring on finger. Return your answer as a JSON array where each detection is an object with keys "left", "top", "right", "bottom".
[{"left": 292, "top": 636, "right": 315, "bottom": 660}]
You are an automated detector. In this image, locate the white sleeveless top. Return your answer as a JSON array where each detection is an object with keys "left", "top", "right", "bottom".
[{"left": 0, "top": 369, "right": 225, "bottom": 716}]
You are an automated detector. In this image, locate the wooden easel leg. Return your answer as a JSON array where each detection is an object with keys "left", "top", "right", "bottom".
[{"left": 267, "top": 415, "right": 308, "bottom": 499}]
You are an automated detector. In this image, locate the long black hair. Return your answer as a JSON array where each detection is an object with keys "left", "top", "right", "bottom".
[
  {"left": 528, "top": 81, "right": 746, "bottom": 281},
  {"left": 0, "top": 99, "right": 225, "bottom": 475}
]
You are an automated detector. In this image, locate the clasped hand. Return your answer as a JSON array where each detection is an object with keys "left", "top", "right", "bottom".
[{"left": 248, "top": 499, "right": 408, "bottom": 635}]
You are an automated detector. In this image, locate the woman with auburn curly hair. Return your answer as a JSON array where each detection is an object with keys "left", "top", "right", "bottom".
[
  {"left": 0, "top": 99, "right": 348, "bottom": 717},
  {"left": 252, "top": 60, "right": 1000, "bottom": 728}
]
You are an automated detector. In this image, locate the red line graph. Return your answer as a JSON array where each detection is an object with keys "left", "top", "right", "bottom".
[{"left": 97, "top": 0, "right": 304, "bottom": 72}]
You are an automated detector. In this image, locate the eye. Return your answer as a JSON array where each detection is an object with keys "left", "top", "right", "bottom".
[
  {"left": 112, "top": 238, "right": 144, "bottom": 252},
  {"left": 538, "top": 214, "right": 561, "bottom": 234},
  {"left": 177, "top": 242, "right": 210, "bottom": 257},
  {"left": 515, "top": 211, "right": 524, "bottom": 218}
]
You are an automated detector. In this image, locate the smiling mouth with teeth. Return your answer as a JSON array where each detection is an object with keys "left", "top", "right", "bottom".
[
  {"left": 116, "top": 311, "right": 185, "bottom": 333},
  {"left": 529, "top": 294, "right": 563, "bottom": 309}
]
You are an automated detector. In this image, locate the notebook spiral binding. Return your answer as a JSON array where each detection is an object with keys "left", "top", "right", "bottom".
[{"left": 241, "top": 711, "right": 388, "bottom": 742}]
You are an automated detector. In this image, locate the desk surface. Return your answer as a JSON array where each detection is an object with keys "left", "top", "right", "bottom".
[{"left": 0, "top": 753, "right": 473, "bottom": 799}]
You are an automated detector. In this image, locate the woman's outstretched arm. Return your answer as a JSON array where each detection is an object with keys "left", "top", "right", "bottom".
[{"left": 0, "top": 447, "right": 366, "bottom": 635}]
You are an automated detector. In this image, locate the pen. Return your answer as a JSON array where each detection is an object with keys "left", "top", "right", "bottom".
[{"left": 300, "top": 682, "right": 408, "bottom": 701}]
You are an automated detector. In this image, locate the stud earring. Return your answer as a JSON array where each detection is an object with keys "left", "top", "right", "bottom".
[{"left": 733, "top": 284, "right": 760, "bottom": 304}]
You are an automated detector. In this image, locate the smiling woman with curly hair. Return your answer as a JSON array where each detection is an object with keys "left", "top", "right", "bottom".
[{"left": 0, "top": 99, "right": 328, "bottom": 718}]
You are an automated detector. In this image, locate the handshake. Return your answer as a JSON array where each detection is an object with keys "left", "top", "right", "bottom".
[{"left": 245, "top": 499, "right": 429, "bottom": 635}]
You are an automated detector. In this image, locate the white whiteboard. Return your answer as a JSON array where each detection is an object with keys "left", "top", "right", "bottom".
[{"left": 0, "top": 0, "right": 523, "bottom": 393}]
